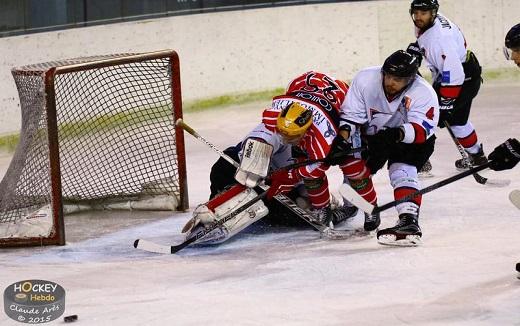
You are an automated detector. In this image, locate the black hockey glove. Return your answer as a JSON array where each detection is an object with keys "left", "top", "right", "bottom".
[
  {"left": 325, "top": 135, "right": 352, "bottom": 165},
  {"left": 372, "top": 127, "right": 404, "bottom": 146},
  {"left": 488, "top": 138, "right": 520, "bottom": 171},
  {"left": 437, "top": 108, "right": 454, "bottom": 128},
  {"left": 406, "top": 42, "right": 423, "bottom": 67}
]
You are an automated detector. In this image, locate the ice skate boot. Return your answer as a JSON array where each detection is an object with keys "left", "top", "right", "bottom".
[
  {"left": 331, "top": 204, "right": 358, "bottom": 225},
  {"left": 377, "top": 213, "right": 422, "bottom": 246},
  {"left": 364, "top": 211, "right": 380, "bottom": 232},
  {"left": 310, "top": 206, "right": 333, "bottom": 227},
  {"left": 418, "top": 159, "right": 433, "bottom": 178},
  {"left": 455, "top": 145, "right": 488, "bottom": 170}
]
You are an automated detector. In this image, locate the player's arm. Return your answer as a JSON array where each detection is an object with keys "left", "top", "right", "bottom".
[
  {"left": 435, "top": 40, "right": 465, "bottom": 126},
  {"left": 401, "top": 91, "right": 439, "bottom": 144}
]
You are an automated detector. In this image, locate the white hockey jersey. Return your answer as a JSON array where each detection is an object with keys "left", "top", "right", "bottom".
[
  {"left": 415, "top": 13, "right": 468, "bottom": 88},
  {"left": 339, "top": 67, "right": 439, "bottom": 144}
]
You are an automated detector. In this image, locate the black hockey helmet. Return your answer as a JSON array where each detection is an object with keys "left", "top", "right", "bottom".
[
  {"left": 505, "top": 23, "right": 520, "bottom": 49},
  {"left": 410, "top": 0, "right": 439, "bottom": 15},
  {"left": 382, "top": 50, "right": 420, "bottom": 78}
]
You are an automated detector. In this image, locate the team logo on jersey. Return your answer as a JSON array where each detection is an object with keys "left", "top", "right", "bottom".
[
  {"left": 323, "top": 121, "right": 336, "bottom": 139},
  {"left": 401, "top": 96, "right": 412, "bottom": 111},
  {"left": 442, "top": 71, "right": 451, "bottom": 83}
]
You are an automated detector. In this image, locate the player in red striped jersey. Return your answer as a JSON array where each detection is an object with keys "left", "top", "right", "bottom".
[
  {"left": 209, "top": 71, "right": 378, "bottom": 228},
  {"left": 407, "top": 0, "right": 486, "bottom": 172}
]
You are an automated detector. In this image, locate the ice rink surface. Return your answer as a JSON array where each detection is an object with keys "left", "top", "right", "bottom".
[{"left": 1, "top": 82, "right": 520, "bottom": 325}]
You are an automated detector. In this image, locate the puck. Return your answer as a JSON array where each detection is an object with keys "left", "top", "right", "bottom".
[
  {"left": 516, "top": 262, "right": 520, "bottom": 273},
  {"left": 64, "top": 315, "right": 78, "bottom": 323}
]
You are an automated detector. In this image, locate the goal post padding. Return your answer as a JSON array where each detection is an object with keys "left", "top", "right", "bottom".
[{"left": 0, "top": 50, "right": 188, "bottom": 247}]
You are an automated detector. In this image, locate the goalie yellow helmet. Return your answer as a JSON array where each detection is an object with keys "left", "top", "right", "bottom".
[{"left": 276, "top": 102, "right": 313, "bottom": 143}]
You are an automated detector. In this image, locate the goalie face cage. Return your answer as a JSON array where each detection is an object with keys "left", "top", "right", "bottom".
[{"left": 0, "top": 50, "right": 188, "bottom": 247}]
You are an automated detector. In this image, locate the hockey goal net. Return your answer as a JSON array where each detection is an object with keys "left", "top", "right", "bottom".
[{"left": 0, "top": 50, "right": 188, "bottom": 247}]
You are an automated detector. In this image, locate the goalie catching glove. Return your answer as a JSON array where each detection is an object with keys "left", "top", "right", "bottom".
[{"left": 234, "top": 138, "right": 273, "bottom": 188}]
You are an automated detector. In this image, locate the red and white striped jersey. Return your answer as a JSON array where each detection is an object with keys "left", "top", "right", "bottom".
[
  {"left": 339, "top": 66, "right": 439, "bottom": 144},
  {"left": 415, "top": 13, "right": 467, "bottom": 89},
  {"left": 252, "top": 71, "right": 349, "bottom": 178}
]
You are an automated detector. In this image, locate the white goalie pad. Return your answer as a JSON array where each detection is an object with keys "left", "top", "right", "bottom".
[
  {"left": 0, "top": 205, "right": 53, "bottom": 239},
  {"left": 235, "top": 138, "right": 273, "bottom": 188},
  {"left": 182, "top": 187, "right": 269, "bottom": 245}
]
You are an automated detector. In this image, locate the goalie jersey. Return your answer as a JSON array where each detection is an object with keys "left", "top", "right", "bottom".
[{"left": 339, "top": 66, "right": 439, "bottom": 144}]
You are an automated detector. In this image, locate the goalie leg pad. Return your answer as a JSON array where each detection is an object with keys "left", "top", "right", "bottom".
[{"left": 184, "top": 187, "right": 269, "bottom": 245}]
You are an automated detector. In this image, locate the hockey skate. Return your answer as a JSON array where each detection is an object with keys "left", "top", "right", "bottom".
[
  {"left": 309, "top": 206, "right": 333, "bottom": 227},
  {"left": 331, "top": 205, "right": 359, "bottom": 225},
  {"left": 455, "top": 145, "right": 488, "bottom": 171},
  {"left": 418, "top": 159, "right": 434, "bottom": 178},
  {"left": 364, "top": 211, "right": 380, "bottom": 232},
  {"left": 377, "top": 213, "right": 422, "bottom": 246}
]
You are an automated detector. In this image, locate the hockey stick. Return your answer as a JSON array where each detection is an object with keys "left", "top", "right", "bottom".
[
  {"left": 175, "top": 118, "right": 365, "bottom": 170},
  {"left": 340, "top": 161, "right": 493, "bottom": 216},
  {"left": 134, "top": 190, "right": 268, "bottom": 254},
  {"left": 509, "top": 190, "right": 520, "bottom": 210},
  {"left": 445, "top": 122, "right": 510, "bottom": 187}
]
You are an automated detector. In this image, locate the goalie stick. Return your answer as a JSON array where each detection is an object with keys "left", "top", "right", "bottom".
[
  {"left": 509, "top": 190, "right": 520, "bottom": 210},
  {"left": 134, "top": 194, "right": 369, "bottom": 254},
  {"left": 445, "top": 122, "right": 510, "bottom": 187},
  {"left": 134, "top": 190, "right": 268, "bottom": 254},
  {"left": 175, "top": 119, "right": 365, "bottom": 171},
  {"left": 340, "top": 161, "right": 493, "bottom": 216}
]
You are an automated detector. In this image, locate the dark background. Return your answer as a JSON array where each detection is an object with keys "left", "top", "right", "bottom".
[{"left": 0, "top": 0, "right": 373, "bottom": 37}]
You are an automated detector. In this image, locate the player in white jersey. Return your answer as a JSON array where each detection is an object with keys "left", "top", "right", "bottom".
[
  {"left": 336, "top": 50, "right": 439, "bottom": 245},
  {"left": 488, "top": 24, "right": 520, "bottom": 171},
  {"left": 407, "top": 0, "right": 487, "bottom": 172},
  {"left": 503, "top": 23, "right": 520, "bottom": 68},
  {"left": 496, "top": 23, "right": 520, "bottom": 276}
]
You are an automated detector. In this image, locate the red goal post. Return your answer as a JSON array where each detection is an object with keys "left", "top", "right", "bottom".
[{"left": 0, "top": 50, "right": 188, "bottom": 247}]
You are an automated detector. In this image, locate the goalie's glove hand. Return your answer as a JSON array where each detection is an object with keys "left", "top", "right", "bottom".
[
  {"left": 325, "top": 135, "right": 353, "bottom": 165},
  {"left": 406, "top": 42, "right": 423, "bottom": 67},
  {"left": 265, "top": 169, "right": 300, "bottom": 200},
  {"left": 488, "top": 138, "right": 520, "bottom": 171}
]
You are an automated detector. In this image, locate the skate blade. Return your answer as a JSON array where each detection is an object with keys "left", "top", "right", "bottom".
[
  {"left": 321, "top": 228, "right": 372, "bottom": 240},
  {"left": 377, "top": 234, "right": 422, "bottom": 247},
  {"left": 418, "top": 171, "right": 434, "bottom": 179}
]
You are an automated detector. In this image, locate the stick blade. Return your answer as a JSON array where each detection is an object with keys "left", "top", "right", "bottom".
[
  {"left": 483, "top": 178, "right": 511, "bottom": 188},
  {"left": 339, "top": 184, "right": 375, "bottom": 215},
  {"left": 133, "top": 239, "right": 172, "bottom": 254},
  {"left": 509, "top": 190, "right": 520, "bottom": 210}
]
